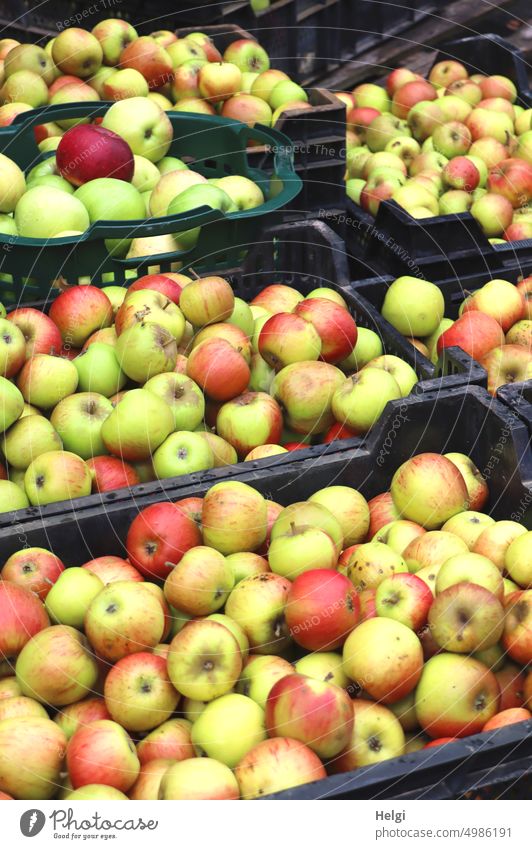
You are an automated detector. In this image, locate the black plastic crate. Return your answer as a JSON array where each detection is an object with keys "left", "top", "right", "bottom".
[
  {"left": 498, "top": 381, "right": 532, "bottom": 439},
  {"left": 341, "top": 34, "right": 532, "bottom": 279},
  {"left": 340, "top": 0, "right": 438, "bottom": 62},
  {"left": 0, "top": 383, "right": 530, "bottom": 556}
]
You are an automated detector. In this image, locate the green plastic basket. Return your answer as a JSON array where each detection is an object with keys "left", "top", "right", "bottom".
[{"left": 0, "top": 102, "right": 302, "bottom": 302}]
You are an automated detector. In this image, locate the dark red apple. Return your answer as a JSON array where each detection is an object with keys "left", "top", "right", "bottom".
[{"left": 56, "top": 124, "right": 134, "bottom": 187}]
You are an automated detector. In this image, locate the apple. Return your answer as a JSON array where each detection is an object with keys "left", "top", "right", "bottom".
[
  {"left": 1, "top": 547, "right": 63, "bottom": 600},
  {"left": 186, "top": 338, "right": 250, "bottom": 402},
  {"left": 375, "top": 572, "right": 433, "bottom": 631},
  {"left": 225, "top": 572, "right": 291, "bottom": 655},
  {"left": 4, "top": 43, "right": 54, "bottom": 84},
  {"left": 437, "top": 310, "right": 505, "bottom": 361},
  {"left": 189, "top": 693, "right": 265, "bottom": 769},
  {"left": 118, "top": 36, "right": 172, "bottom": 89},
  {"left": 0, "top": 153, "right": 26, "bottom": 214},
  {"left": 429, "top": 59, "right": 468, "bottom": 89},
  {"left": 15, "top": 185, "right": 90, "bottom": 238},
  {"left": 197, "top": 61, "right": 241, "bottom": 102},
  {"left": 496, "top": 662, "right": 527, "bottom": 711},
  {"left": 436, "top": 552, "right": 503, "bottom": 599},
  {"left": 54, "top": 697, "right": 110, "bottom": 741},
  {"left": 126, "top": 499, "right": 202, "bottom": 582},
  {"left": 480, "top": 344, "right": 532, "bottom": 395},
  {"left": 103, "top": 67, "right": 149, "bottom": 100},
  {"left": 352, "top": 82, "right": 390, "bottom": 113},
  {"left": 442, "top": 156, "right": 480, "bottom": 191},
  {"left": 0, "top": 479, "right": 28, "bottom": 511},
  {"left": 392, "top": 79, "right": 436, "bottom": 119},
  {"left": 407, "top": 101, "right": 444, "bottom": 141},
  {"left": 386, "top": 67, "right": 421, "bottom": 96},
  {"left": 167, "top": 618, "right": 242, "bottom": 702},
  {"left": 285, "top": 569, "right": 359, "bottom": 651},
  {"left": 403, "top": 531, "right": 469, "bottom": 575},
  {"left": 467, "top": 108, "right": 514, "bottom": 143},
  {"left": 202, "top": 481, "right": 268, "bottom": 553},
  {"left": 103, "top": 652, "right": 178, "bottom": 732},
  {"left": 429, "top": 581, "right": 504, "bottom": 652},
  {"left": 503, "top": 590, "right": 532, "bottom": 665},
  {"left": 0, "top": 581, "right": 49, "bottom": 663},
  {"left": 381, "top": 276, "right": 444, "bottom": 337},
  {"left": 0, "top": 679, "right": 21, "bottom": 700},
  {"left": 483, "top": 707, "right": 531, "bottom": 732},
  {"left": 215, "top": 391, "right": 282, "bottom": 459},
  {"left": 221, "top": 93, "right": 273, "bottom": 127},
  {"left": 115, "top": 321, "right": 177, "bottom": 382},
  {"left": 91, "top": 18, "right": 138, "bottom": 65},
  {"left": 159, "top": 757, "right": 239, "bottom": 800},
  {"left": 469, "top": 137, "right": 508, "bottom": 168},
  {"left": 24, "top": 450, "right": 91, "bottom": 506},
  {"left": 294, "top": 298, "right": 357, "bottom": 364},
  {"left": 332, "top": 368, "right": 402, "bottom": 433},
  {"left": 6, "top": 307, "right": 60, "bottom": 358},
  {"left": 179, "top": 274, "right": 234, "bottom": 327},
  {"left": 306, "top": 486, "right": 368, "bottom": 546},
  {"left": 470, "top": 192, "right": 514, "bottom": 236},
  {"left": 45, "top": 567, "right": 103, "bottom": 629},
  {"left": 225, "top": 552, "right": 269, "bottom": 584},
  {"left": 438, "top": 94, "right": 473, "bottom": 123},
  {"left": 1, "top": 69, "right": 48, "bottom": 106},
  {"left": 364, "top": 354, "right": 417, "bottom": 395},
  {"left": 82, "top": 554, "right": 143, "bottom": 584},
  {"left": 265, "top": 673, "right": 352, "bottom": 759},
  {"left": 136, "top": 717, "right": 193, "bottom": 764},
  {"left": 416, "top": 653, "right": 499, "bottom": 737},
  {"left": 270, "top": 361, "right": 344, "bottom": 435},
  {"left": 294, "top": 653, "right": 350, "bottom": 691},
  {"left": 432, "top": 120, "right": 471, "bottom": 158},
  {"left": 16, "top": 624, "right": 98, "bottom": 706},
  {"left": 101, "top": 388, "right": 174, "bottom": 462},
  {"left": 0, "top": 716, "right": 66, "bottom": 799},
  {"left": 346, "top": 541, "right": 407, "bottom": 592},
  {"left": 128, "top": 757, "right": 174, "bottom": 800},
  {"left": 128, "top": 273, "right": 186, "bottom": 303},
  {"left": 332, "top": 699, "right": 405, "bottom": 772},
  {"left": 74, "top": 342, "right": 127, "bottom": 397},
  {"left": 67, "top": 718, "right": 139, "bottom": 791},
  {"left": 269, "top": 79, "right": 308, "bottom": 112},
  {"left": 85, "top": 581, "right": 166, "bottom": 662},
  {"left": 463, "top": 279, "right": 525, "bottom": 332},
  {"left": 488, "top": 157, "right": 532, "bottom": 208},
  {"left": 258, "top": 313, "right": 321, "bottom": 370},
  {"left": 442, "top": 511, "right": 494, "bottom": 549},
  {"left": 115, "top": 289, "right": 185, "bottom": 340},
  {"left": 271, "top": 500, "right": 343, "bottom": 555},
  {"left": 268, "top": 524, "right": 337, "bottom": 579},
  {"left": 505, "top": 532, "right": 532, "bottom": 588},
  {"left": 443, "top": 453, "right": 489, "bottom": 511},
  {"left": 171, "top": 57, "right": 206, "bottom": 101},
  {"left": 1, "top": 414, "right": 61, "bottom": 474},
  {"left": 236, "top": 655, "right": 293, "bottom": 709},
  {"left": 250, "top": 283, "right": 302, "bottom": 313},
  {"left": 56, "top": 125, "right": 134, "bottom": 188},
  {"left": 163, "top": 545, "right": 233, "bottom": 616},
  {"left": 102, "top": 96, "right": 172, "bottom": 162},
  {"left": 391, "top": 452, "right": 470, "bottom": 529},
  {"left": 222, "top": 38, "right": 269, "bottom": 74},
  {"left": 237, "top": 736, "right": 325, "bottom": 799},
  {"left": 479, "top": 74, "right": 516, "bottom": 101},
  {"left": 49, "top": 391, "right": 112, "bottom": 459}
]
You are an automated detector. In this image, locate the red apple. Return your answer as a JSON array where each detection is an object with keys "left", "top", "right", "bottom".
[
  {"left": 67, "top": 719, "right": 140, "bottom": 791},
  {"left": 0, "top": 582, "right": 49, "bottom": 662},
  {"left": 259, "top": 312, "right": 322, "bottom": 370},
  {"left": 1, "top": 548, "right": 64, "bottom": 600},
  {"left": 104, "top": 652, "right": 179, "bottom": 731},
  {"left": 87, "top": 455, "right": 141, "bottom": 492},
  {"left": 174, "top": 496, "right": 203, "bottom": 526},
  {"left": 48, "top": 75, "right": 84, "bottom": 97},
  {"left": 250, "top": 284, "right": 303, "bottom": 314},
  {"left": 462, "top": 278, "right": 525, "bottom": 332},
  {"left": 49, "top": 286, "right": 114, "bottom": 348},
  {"left": 375, "top": 572, "right": 433, "bottom": 631},
  {"left": 119, "top": 37, "right": 173, "bottom": 89},
  {"left": 443, "top": 156, "right": 480, "bottom": 191},
  {"left": 392, "top": 80, "right": 437, "bottom": 119},
  {"left": 386, "top": 68, "right": 422, "bottom": 96},
  {"left": 294, "top": 298, "right": 357, "bottom": 363},
  {"left": 496, "top": 662, "right": 526, "bottom": 711},
  {"left": 186, "top": 338, "right": 250, "bottom": 401},
  {"left": 286, "top": 569, "right": 359, "bottom": 651},
  {"left": 480, "top": 344, "right": 532, "bottom": 395},
  {"left": 323, "top": 422, "right": 359, "bottom": 443},
  {"left": 437, "top": 311, "right": 505, "bottom": 361},
  {"left": 126, "top": 501, "right": 202, "bottom": 581},
  {"left": 56, "top": 125, "right": 134, "bottom": 187},
  {"left": 503, "top": 590, "right": 531, "bottom": 665},
  {"left": 265, "top": 673, "right": 353, "bottom": 758},
  {"left": 368, "top": 492, "right": 400, "bottom": 537},
  {"left": 487, "top": 157, "right": 532, "bottom": 208},
  {"left": 82, "top": 555, "right": 144, "bottom": 584},
  {"left": 235, "top": 737, "right": 326, "bottom": 799},
  {"left": 517, "top": 276, "right": 532, "bottom": 320},
  {"left": 136, "top": 717, "right": 194, "bottom": 764},
  {"left": 55, "top": 697, "right": 111, "bottom": 740},
  {"left": 6, "top": 308, "right": 62, "bottom": 358},
  {"left": 127, "top": 273, "right": 184, "bottom": 304}
]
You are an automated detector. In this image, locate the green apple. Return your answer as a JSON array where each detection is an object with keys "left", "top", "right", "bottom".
[
  {"left": 144, "top": 372, "right": 205, "bottom": 430},
  {"left": 212, "top": 176, "right": 264, "bottom": 210},
  {"left": 227, "top": 297, "right": 254, "bottom": 336},
  {"left": 24, "top": 450, "right": 92, "bottom": 505},
  {"left": 50, "top": 392, "right": 113, "bottom": 459},
  {"left": 1, "top": 70, "right": 48, "bottom": 107},
  {"left": 309, "top": 485, "right": 370, "bottom": 546},
  {"left": 74, "top": 178, "right": 145, "bottom": 222},
  {"left": 0, "top": 375, "right": 24, "bottom": 431},
  {"left": 149, "top": 169, "right": 206, "bottom": 217},
  {"left": 103, "top": 67, "right": 149, "bottom": 100},
  {"left": 340, "top": 327, "right": 383, "bottom": 371},
  {"left": 346, "top": 178, "right": 365, "bottom": 204},
  {"left": 366, "top": 115, "right": 411, "bottom": 152},
  {"left": 132, "top": 155, "right": 161, "bottom": 193},
  {"left": 45, "top": 567, "right": 103, "bottom": 629},
  {"left": 91, "top": 18, "right": 138, "bottom": 66},
  {"left": 425, "top": 317, "right": 454, "bottom": 363},
  {"left": 15, "top": 186, "right": 90, "bottom": 238},
  {"left": 332, "top": 368, "right": 402, "bottom": 432},
  {"left": 382, "top": 276, "right": 445, "bottom": 337},
  {"left": 167, "top": 184, "right": 236, "bottom": 248},
  {"left": 269, "top": 80, "right": 308, "bottom": 110},
  {"left": 27, "top": 157, "right": 57, "bottom": 181},
  {"left": 0, "top": 153, "right": 26, "bottom": 213},
  {"left": 101, "top": 286, "right": 127, "bottom": 314},
  {"left": 295, "top": 652, "right": 350, "bottom": 690},
  {"left": 8, "top": 467, "right": 26, "bottom": 490},
  {"left": 157, "top": 156, "right": 188, "bottom": 175},
  {"left": 4, "top": 43, "right": 55, "bottom": 84},
  {"left": 101, "top": 388, "right": 174, "bottom": 461},
  {"left": 38, "top": 137, "right": 62, "bottom": 152},
  {"left": 74, "top": 342, "right": 127, "bottom": 397},
  {"left": 153, "top": 431, "right": 214, "bottom": 478},
  {"left": 0, "top": 480, "right": 29, "bottom": 512},
  {"left": 206, "top": 614, "right": 249, "bottom": 660},
  {"left": 86, "top": 65, "right": 115, "bottom": 96},
  {"left": 268, "top": 524, "right": 338, "bottom": 579},
  {"left": 366, "top": 354, "right": 418, "bottom": 395},
  {"left": 2, "top": 414, "right": 62, "bottom": 469},
  {"left": 248, "top": 353, "right": 274, "bottom": 392},
  {"left": 102, "top": 97, "right": 173, "bottom": 163},
  {"left": 191, "top": 693, "right": 266, "bottom": 768},
  {"left": 115, "top": 322, "right": 178, "bottom": 383},
  {"left": 0, "top": 214, "right": 18, "bottom": 236},
  {"left": 26, "top": 174, "right": 74, "bottom": 194},
  {"left": 17, "top": 354, "right": 79, "bottom": 410}
]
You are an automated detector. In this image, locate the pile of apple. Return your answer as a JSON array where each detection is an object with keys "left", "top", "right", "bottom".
[
  {"left": 376, "top": 274, "right": 532, "bottom": 392},
  {"left": 0, "top": 451, "right": 531, "bottom": 800},
  {"left": 0, "top": 23, "right": 309, "bottom": 134},
  {"left": 0, "top": 102, "right": 267, "bottom": 257},
  {"left": 0, "top": 272, "right": 427, "bottom": 513},
  {"left": 342, "top": 60, "right": 532, "bottom": 241}
]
